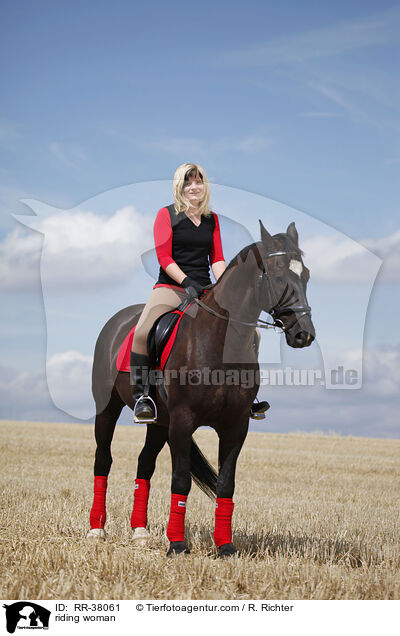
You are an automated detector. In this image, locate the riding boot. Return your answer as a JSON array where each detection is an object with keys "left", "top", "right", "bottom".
[
  {"left": 130, "top": 351, "right": 156, "bottom": 422},
  {"left": 250, "top": 400, "right": 270, "bottom": 420}
]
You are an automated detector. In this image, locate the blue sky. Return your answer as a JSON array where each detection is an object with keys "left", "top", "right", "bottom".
[{"left": 0, "top": 1, "right": 399, "bottom": 437}]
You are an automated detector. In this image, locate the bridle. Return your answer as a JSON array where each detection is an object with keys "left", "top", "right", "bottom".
[
  {"left": 257, "top": 249, "right": 312, "bottom": 332},
  {"left": 194, "top": 247, "right": 312, "bottom": 333}
]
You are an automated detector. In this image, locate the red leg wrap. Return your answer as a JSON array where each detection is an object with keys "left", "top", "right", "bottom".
[
  {"left": 130, "top": 478, "right": 151, "bottom": 528},
  {"left": 166, "top": 493, "right": 187, "bottom": 542},
  {"left": 89, "top": 475, "right": 108, "bottom": 529},
  {"left": 213, "top": 497, "right": 234, "bottom": 547}
]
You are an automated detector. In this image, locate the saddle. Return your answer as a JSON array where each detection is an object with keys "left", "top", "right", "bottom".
[
  {"left": 147, "top": 294, "right": 193, "bottom": 369},
  {"left": 116, "top": 290, "right": 270, "bottom": 418},
  {"left": 115, "top": 295, "right": 195, "bottom": 376}
]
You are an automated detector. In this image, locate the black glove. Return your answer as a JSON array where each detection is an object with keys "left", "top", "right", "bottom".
[{"left": 181, "top": 276, "right": 203, "bottom": 299}]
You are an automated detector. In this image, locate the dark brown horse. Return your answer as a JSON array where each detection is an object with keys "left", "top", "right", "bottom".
[{"left": 88, "top": 221, "right": 315, "bottom": 556}]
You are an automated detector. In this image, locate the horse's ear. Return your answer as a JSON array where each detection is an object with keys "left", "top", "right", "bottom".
[
  {"left": 287, "top": 222, "right": 299, "bottom": 247},
  {"left": 259, "top": 220, "right": 274, "bottom": 249}
]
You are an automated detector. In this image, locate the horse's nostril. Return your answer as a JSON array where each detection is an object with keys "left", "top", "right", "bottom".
[
  {"left": 294, "top": 331, "right": 314, "bottom": 346},
  {"left": 296, "top": 332, "right": 314, "bottom": 346}
]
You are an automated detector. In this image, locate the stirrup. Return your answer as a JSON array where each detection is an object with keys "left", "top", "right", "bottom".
[
  {"left": 133, "top": 395, "right": 157, "bottom": 424},
  {"left": 250, "top": 400, "right": 270, "bottom": 420}
]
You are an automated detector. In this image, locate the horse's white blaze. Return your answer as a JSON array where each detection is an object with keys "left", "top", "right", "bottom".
[{"left": 289, "top": 259, "right": 303, "bottom": 276}]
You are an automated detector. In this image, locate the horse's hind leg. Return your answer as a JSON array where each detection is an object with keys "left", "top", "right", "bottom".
[
  {"left": 87, "top": 387, "right": 124, "bottom": 539},
  {"left": 131, "top": 424, "right": 168, "bottom": 545}
]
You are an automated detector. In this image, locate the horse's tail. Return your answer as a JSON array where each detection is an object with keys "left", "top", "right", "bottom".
[{"left": 190, "top": 439, "right": 217, "bottom": 500}]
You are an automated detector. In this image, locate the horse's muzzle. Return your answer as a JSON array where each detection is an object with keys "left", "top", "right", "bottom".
[{"left": 291, "top": 330, "right": 315, "bottom": 348}]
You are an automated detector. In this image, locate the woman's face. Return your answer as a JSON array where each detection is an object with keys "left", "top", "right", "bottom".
[{"left": 183, "top": 173, "right": 204, "bottom": 207}]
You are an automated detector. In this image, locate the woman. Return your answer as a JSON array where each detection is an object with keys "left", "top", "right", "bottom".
[{"left": 130, "top": 162, "right": 268, "bottom": 422}]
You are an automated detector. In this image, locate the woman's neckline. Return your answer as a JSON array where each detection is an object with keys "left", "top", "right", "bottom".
[{"left": 183, "top": 211, "right": 202, "bottom": 227}]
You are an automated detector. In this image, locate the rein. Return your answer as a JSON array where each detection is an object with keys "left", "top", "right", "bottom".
[
  {"left": 194, "top": 296, "right": 282, "bottom": 330},
  {"left": 194, "top": 248, "right": 311, "bottom": 333}
]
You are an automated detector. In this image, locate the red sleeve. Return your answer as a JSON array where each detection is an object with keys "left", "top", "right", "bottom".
[
  {"left": 209, "top": 212, "right": 225, "bottom": 265},
  {"left": 153, "top": 207, "right": 175, "bottom": 270}
]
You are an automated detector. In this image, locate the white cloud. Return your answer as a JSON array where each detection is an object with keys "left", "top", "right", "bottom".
[
  {"left": 0, "top": 365, "right": 48, "bottom": 409},
  {"left": 2, "top": 203, "right": 392, "bottom": 288},
  {"left": 1, "top": 205, "right": 153, "bottom": 291},
  {"left": 2, "top": 195, "right": 393, "bottom": 288},
  {"left": 327, "top": 345, "right": 400, "bottom": 399},
  {"left": 301, "top": 232, "right": 383, "bottom": 283},
  {"left": 359, "top": 347, "right": 400, "bottom": 398},
  {"left": 46, "top": 350, "right": 94, "bottom": 419},
  {"left": 0, "top": 225, "right": 43, "bottom": 289},
  {"left": 361, "top": 231, "right": 400, "bottom": 282},
  {"left": 0, "top": 344, "right": 399, "bottom": 436},
  {"left": 47, "top": 349, "right": 93, "bottom": 377},
  {"left": 255, "top": 344, "right": 400, "bottom": 438},
  {"left": 300, "top": 229, "right": 400, "bottom": 284},
  {"left": 0, "top": 350, "right": 101, "bottom": 421},
  {"left": 0, "top": 355, "right": 93, "bottom": 422},
  {"left": 254, "top": 398, "right": 399, "bottom": 439}
]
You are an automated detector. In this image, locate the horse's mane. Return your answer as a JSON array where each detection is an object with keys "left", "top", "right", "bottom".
[
  {"left": 217, "top": 234, "right": 304, "bottom": 286},
  {"left": 225, "top": 242, "right": 260, "bottom": 271}
]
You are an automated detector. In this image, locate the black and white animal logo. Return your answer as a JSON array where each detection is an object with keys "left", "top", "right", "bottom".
[{"left": 2, "top": 602, "right": 50, "bottom": 633}]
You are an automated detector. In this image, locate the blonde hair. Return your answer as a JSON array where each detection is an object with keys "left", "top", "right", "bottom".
[{"left": 172, "top": 163, "right": 211, "bottom": 216}]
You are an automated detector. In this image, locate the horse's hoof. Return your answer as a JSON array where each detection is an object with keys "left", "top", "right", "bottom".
[
  {"left": 86, "top": 528, "right": 106, "bottom": 540},
  {"left": 218, "top": 543, "right": 238, "bottom": 558},
  {"left": 167, "top": 541, "right": 190, "bottom": 557},
  {"left": 132, "top": 527, "right": 150, "bottom": 546}
]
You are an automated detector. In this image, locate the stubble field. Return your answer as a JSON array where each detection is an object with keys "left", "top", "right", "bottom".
[{"left": 0, "top": 419, "right": 399, "bottom": 600}]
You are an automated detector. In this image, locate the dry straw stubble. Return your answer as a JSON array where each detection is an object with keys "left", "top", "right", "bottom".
[{"left": 0, "top": 420, "right": 399, "bottom": 599}]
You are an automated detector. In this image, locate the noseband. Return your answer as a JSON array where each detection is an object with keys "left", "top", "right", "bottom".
[{"left": 194, "top": 248, "right": 312, "bottom": 333}]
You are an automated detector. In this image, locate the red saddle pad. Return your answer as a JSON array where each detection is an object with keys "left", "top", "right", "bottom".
[{"left": 116, "top": 306, "right": 189, "bottom": 373}]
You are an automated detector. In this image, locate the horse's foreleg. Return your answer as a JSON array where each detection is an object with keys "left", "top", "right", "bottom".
[
  {"left": 165, "top": 412, "right": 195, "bottom": 556},
  {"left": 214, "top": 420, "right": 249, "bottom": 557},
  {"left": 88, "top": 388, "right": 124, "bottom": 538},
  {"left": 131, "top": 424, "right": 168, "bottom": 535}
]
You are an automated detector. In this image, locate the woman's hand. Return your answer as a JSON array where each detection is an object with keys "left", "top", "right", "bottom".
[{"left": 181, "top": 276, "right": 204, "bottom": 298}]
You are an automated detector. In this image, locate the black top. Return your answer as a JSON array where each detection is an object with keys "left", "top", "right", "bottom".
[{"left": 154, "top": 204, "right": 223, "bottom": 288}]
